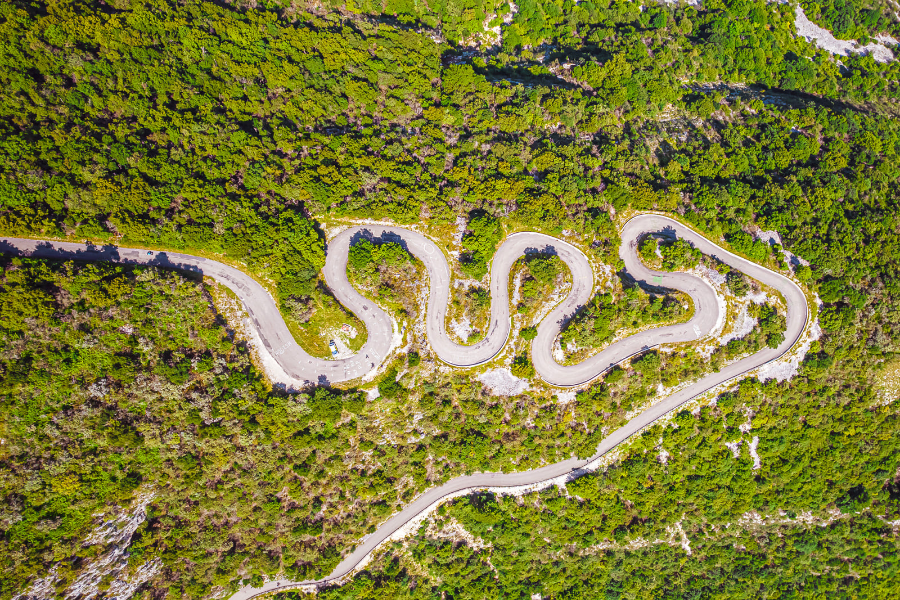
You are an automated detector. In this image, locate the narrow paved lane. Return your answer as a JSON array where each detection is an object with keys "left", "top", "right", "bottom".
[
  {"left": 532, "top": 215, "right": 807, "bottom": 386},
  {"left": 0, "top": 236, "right": 389, "bottom": 385},
  {"left": 325, "top": 226, "right": 594, "bottom": 369},
  {"left": 226, "top": 215, "right": 809, "bottom": 598},
  {"left": 1, "top": 214, "right": 809, "bottom": 598}
]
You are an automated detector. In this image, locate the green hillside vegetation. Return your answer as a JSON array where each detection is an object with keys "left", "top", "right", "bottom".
[
  {"left": 2, "top": 0, "right": 900, "bottom": 598},
  {"left": 802, "top": 0, "right": 900, "bottom": 41},
  {"left": 0, "top": 257, "right": 368, "bottom": 597},
  {"left": 2, "top": 257, "right": 706, "bottom": 598},
  {"left": 560, "top": 286, "right": 691, "bottom": 363},
  {"left": 3, "top": 0, "right": 900, "bottom": 303},
  {"left": 347, "top": 240, "right": 422, "bottom": 319},
  {"left": 284, "top": 338, "right": 900, "bottom": 598}
]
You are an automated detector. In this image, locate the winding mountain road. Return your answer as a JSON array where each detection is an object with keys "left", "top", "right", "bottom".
[{"left": 0, "top": 214, "right": 810, "bottom": 597}]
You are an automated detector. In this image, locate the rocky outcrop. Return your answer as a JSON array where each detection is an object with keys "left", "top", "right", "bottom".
[{"left": 15, "top": 493, "right": 161, "bottom": 600}]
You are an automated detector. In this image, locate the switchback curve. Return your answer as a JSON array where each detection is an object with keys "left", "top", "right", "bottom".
[
  {"left": 1, "top": 214, "right": 810, "bottom": 598},
  {"left": 225, "top": 214, "right": 809, "bottom": 598}
]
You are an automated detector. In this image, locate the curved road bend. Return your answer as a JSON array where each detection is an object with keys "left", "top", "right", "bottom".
[
  {"left": 0, "top": 237, "right": 393, "bottom": 386},
  {"left": 533, "top": 215, "right": 807, "bottom": 386},
  {"left": 325, "top": 226, "right": 594, "bottom": 369},
  {"left": 1, "top": 214, "right": 809, "bottom": 597},
  {"left": 227, "top": 215, "right": 809, "bottom": 599},
  {"left": 0, "top": 228, "right": 593, "bottom": 384}
]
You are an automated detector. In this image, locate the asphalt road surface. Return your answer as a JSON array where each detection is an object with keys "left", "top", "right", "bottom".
[
  {"left": 325, "top": 226, "right": 594, "bottom": 370},
  {"left": 0, "top": 214, "right": 809, "bottom": 597}
]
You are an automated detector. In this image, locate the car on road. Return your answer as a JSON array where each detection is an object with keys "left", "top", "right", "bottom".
[
  {"left": 329, "top": 340, "right": 338, "bottom": 357},
  {"left": 147, "top": 251, "right": 154, "bottom": 255}
]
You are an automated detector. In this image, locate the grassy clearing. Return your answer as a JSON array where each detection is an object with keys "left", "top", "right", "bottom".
[{"left": 283, "top": 281, "right": 367, "bottom": 359}]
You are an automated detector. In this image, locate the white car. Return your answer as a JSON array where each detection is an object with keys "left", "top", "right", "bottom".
[{"left": 329, "top": 340, "right": 338, "bottom": 357}]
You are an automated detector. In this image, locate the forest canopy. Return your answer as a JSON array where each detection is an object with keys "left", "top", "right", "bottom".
[{"left": 2, "top": 0, "right": 900, "bottom": 599}]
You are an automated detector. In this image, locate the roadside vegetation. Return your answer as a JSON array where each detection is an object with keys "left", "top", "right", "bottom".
[
  {"left": 505, "top": 253, "right": 571, "bottom": 378},
  {"left": 447, "top": 285, "right": 491, "bottom": 345},
  {"left": 347, "top": 240, "right": 423, "bottom": 325},
  {"left": 445, "top": 212, "right": 503, "bottom": 344},
  {"left": 638, "top": 236, "right": 703, "bottom": 271},
  {"left": 459, "top": 213, "right": 503, "bottom": 281},
  {"left": 283, "top": 283, "right": 367, "bottom": 359},
  {"left": 513, "top": 254, "right": 569, "bottom": 319},
  {"left": 2, "top": 0, "right": 900, "bottom": 598},
  {"left": 560, "top": 285, "right": 692, "bottom": 364}
]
